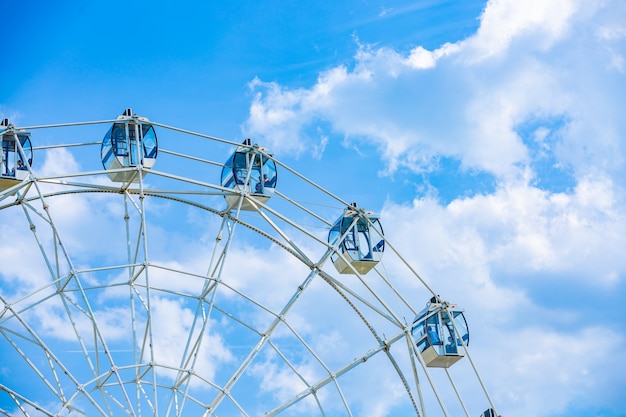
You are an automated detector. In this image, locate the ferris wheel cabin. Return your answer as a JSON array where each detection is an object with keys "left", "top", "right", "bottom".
[
  {"left": 1, "top": 119, "right": 33, "bottom": 191},
  {"left": 411, "top": 298, "right": 469, "bottom": 368},
  {"left": 328, "top": 205, "right": 384, "bottom": 275},
  {"left": 220, "top": 138, "right": 277, "bottom": 211},
  {"left": 101, "top": 109, "right": 158, "bottom": 183},
  {"left": 481, "top": 408, "right": 499, "bottom": 417}
]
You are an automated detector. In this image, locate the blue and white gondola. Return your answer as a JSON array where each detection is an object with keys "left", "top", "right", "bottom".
[
  {"left": 328, "top": 205, "right": 384, "bottom": 275},
  {"left": 101, "top": 108, "right": 158, "bottom": 183},
  {"left": 1, "top": 118, "right": 33, "bottom": 191},
  {"left": 220, "top": 138, "right": 277, "bottom": 211},
  {"left": 411, "top": 297, "right": 469, "bottom": 368}
]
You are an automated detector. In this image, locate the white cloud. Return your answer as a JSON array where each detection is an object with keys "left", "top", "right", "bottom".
[
  {"left": 34, "top": 299, "right": 131, "bottom": 343},
  {"left": 249, "top": 352, "right": 322, "bottom": 414},
  {"left": 407, "top": 43, "right": 460, "bottom": 69},
  {"left": 481, "top": 326, "right": 626, "bottom": 417},
  {"left": 39, "top": 147, "right": 82, "bottom": 177},
  {"left": 463, "top": 0, "right": 578, "bottom": 61},
  {"left": 149, "top": 296, "right": 234, "bottom": 383},
  {"left": 244, "top": 0, "right": 626, "bottom": 182}
]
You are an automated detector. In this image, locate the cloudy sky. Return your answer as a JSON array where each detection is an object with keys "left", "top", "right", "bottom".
[{"left": 2, "top": 0, "right": 626, "bottom": 416}]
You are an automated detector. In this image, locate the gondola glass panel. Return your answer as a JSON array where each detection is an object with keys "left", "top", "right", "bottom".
[
  {"left": 1, "top": 119, "right": 33, "bottom": 191},
  {"left": 101, "top": 109, "right": 158, "bottom": 183},
  {"left": 481, "top": 408, "right": 498, "bottom": 417},
  {"left": 328, "top": 206, "right": 384, "bottom": 275},
  {"left": 221, "top": 139, "right": 277, "bottom": 211},
  {"left": 411, "top": 299, "right": 469, "bottom": 368}
]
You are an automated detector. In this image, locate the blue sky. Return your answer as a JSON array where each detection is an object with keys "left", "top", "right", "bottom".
[{"left": 2, "top": 1, "right": 626, "bottom": 417}]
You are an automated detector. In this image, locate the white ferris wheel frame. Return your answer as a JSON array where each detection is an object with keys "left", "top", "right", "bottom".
[{"left": 0, "top": 116, "right": 499, "bottom": 417}]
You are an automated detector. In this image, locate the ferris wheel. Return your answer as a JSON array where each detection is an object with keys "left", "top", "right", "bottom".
[{"left": 0, "top": 110, "right": 500, "bottom": 417}]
